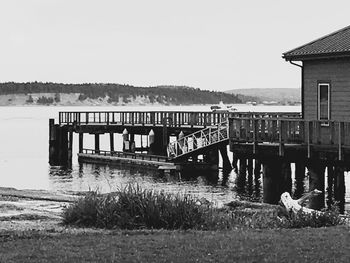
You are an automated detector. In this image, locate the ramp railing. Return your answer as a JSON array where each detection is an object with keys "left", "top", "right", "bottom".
[{"left": 167, "top": 121, "right": 229, "bottom": 159}]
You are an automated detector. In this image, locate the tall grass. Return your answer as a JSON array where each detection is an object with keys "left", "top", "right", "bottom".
[
  {"left": 62, "top": 184, "right": 346, "bottom": 230},
  {"left": 63, "top": 184, "right": 210, "bottom": 230}
]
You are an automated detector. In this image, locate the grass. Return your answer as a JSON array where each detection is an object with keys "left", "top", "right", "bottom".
[
  {"left": 0, "top": 226, "right": 349, "bottom": 262},
  {"left": 62, "top": 184, "right": 346, "bottom": 230}
]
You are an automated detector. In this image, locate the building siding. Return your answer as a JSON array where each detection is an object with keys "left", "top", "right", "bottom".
[{"left": 303, "top": 58, "right": 350, "bottom": 121}]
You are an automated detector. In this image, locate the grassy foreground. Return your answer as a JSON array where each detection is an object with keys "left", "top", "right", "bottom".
[{"left": 0, "top": 226, "right": 349, "bottom": 262}]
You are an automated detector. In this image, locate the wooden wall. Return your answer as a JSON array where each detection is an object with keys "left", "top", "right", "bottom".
[{"left": 303, "top": 58, "right": 350, "bottom": 121}]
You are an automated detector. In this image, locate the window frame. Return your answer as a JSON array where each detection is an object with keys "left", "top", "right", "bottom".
[{"left": 317, "top": 82, "right": 330, "bottom": 125}]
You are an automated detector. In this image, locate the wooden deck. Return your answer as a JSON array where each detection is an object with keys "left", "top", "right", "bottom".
[
  {"left": 229, "top": 117, "right": 350, "bottom": 165},
  {"left": 78, "top": 149, "right": 173, "bottom": 168}
]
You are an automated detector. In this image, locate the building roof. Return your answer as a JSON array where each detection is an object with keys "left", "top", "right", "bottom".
[{"left": 283, "top": 25, "right": 350, "bottom": 61}]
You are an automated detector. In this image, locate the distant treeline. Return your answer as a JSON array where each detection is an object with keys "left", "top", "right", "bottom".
[{"left": 0, "top": 82, "right": 242, "bottom": 105}]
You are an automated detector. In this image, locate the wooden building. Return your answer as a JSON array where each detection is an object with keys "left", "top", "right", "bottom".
[
  {"left": 283, "top": 25, "right": 350, "bottom": 121},
  {"left": 228, "top": 26, "right": 350, "bottom": 211}
]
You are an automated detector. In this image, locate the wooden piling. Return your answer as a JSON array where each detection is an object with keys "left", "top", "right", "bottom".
[
  {"left": 247, "top": 158, "right": 253, "bottom": 193},
  {"left": 219, "top": 145, "right": 232, "bottom": 171},
  {"left": 57, "top": 125, "right": 68, "bottom": 166},
  {"left": 334, "top": 166, "right": 345, "bottom": 213},
  {"left": 232, "top": 152, "right": 238, "bottom": 171},
  {"left": 236, "top": 157, "right": 247, "bottom": 192},
  {"left": 95, "top": 134, "right": 100, "bottom": 154},
  {"left": 79, "top": 133, "right": 84, "bottom": 153},
  {"left": 109, "top": 133, "right": 114, "bottom": 152},
  {"left": 294, "top": 162, "right": 305, "bottom": 199},
  {"left": 326, "top": 165, "right": 334, "bottom": 207},
  {"left": 68, "top": 129, "right": 73, "bottom": 167},
  {"left": 262, "top": 159, "right": 282, "bottom": 204},
  {"left": 254, "top": 159, "right": 261, "bottom": 180},
  {"left": 307, "top": 160, "right": 325, "bottom": 210},
  {"left": 281, "top": 161, "right": 292, "bottom": 194},
  {"left": 204, "top": 148, "right": 219, "bottom": 170},
  {"left": 49, "top": 119, "right": 58, "bottom": 165}
]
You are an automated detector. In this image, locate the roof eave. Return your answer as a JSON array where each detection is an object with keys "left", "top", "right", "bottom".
[{"left": 283, "top": 51, "right": 350, "bottom": 62}]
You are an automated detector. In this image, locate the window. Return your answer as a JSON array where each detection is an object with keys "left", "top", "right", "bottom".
[{"left": 318, "top": 83, "right": 330, "bottom": 121}]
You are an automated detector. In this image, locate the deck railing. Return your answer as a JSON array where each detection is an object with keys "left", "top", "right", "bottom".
[
  {"left": 81, "top": 149, "right": 170, "bottom": 162},
  {"left": 59, "top": 111, "right": 301, "bottom": 127},
  {"left": 229, "top": 117, "right": 350, "bottom": 158}
]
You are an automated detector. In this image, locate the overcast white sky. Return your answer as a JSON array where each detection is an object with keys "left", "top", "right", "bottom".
[{"left": 0, "top": 0, "right": 349, "bottom": 91}]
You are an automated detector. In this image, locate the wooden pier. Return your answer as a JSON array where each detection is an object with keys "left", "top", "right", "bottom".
[{"left": 49, "top": 110, "right": 347, "bottom": 212}]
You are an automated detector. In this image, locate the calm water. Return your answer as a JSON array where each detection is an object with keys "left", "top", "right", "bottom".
[{"left": 1, "top": 105, "right": 349, "bottom": 209}]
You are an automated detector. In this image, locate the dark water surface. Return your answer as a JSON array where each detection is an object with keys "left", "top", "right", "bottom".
[{"left": 1, "top": 105, "right": 349, "bottom": 210}]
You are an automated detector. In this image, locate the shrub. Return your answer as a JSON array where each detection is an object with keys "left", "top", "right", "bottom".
[
  {"left": 280, "top": 205, "right": 346, "bottom": 228},
  {"left": 62, "top": 184, "right": 211, "bottom": 230}
]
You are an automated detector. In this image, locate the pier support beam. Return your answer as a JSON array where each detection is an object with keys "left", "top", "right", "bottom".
[
  {"left": 294, "top": 162, "right": 305, "bottom": 199},
  {"left": 262, "top": 159, "right": 281, "bottom": 204},
  {"left": 236, "top": 157, "right": 247, "bottom": 192},
  {"left": 254, "top": 159, "right": 261, "bottom": 181},
  {"left": 334, "top": 166, "right": 345, "bottom": 213},
  {"left": 232, "top": 152, "right": 238, "bottom": 172},
  {"left": 68, "top": 129, "right": 73, "bottom": 167},
  {"left": 94, "top": 134, "right": 100, "bottom": 154},
  {"left": 281, "top": 161, "right": 292, "bottom": 194},
  {"left": 49, "top": 119, "right": 58, "bottom": 165},
  {"left": 326, "top": 165, "right": 334, "bottom": 207},
  {"left": 203, "top": 148, "right": 219, "bottom": 170},
  {"left": 79, "top": 133, "right": 84, "bottom": 153},
  {"left": 109, "top": 133, "right": 114, "bottom": 152},
  {"left": 247, "top": 158, "right": 253, "bottom": 193},
  {"left": 307, "top": 160, "right": 325, "bottom": 210},
  {"left": 219, "top": 145, "right": 232, "bottom": 171},
  {"left": 262, "top": 158, "right": 292, "bottom": 205}
]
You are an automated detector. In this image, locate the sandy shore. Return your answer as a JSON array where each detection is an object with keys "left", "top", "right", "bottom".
[{"left": 0, "top": 187, "right": 98, "bottom": 233}]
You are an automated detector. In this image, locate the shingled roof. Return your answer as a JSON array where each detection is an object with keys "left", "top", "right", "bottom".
[{"left": 283, "top": 25, "right": 350, "bottom": 61}]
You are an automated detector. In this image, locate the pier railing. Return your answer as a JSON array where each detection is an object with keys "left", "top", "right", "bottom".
[
  {"left": 167, "top": 121, "right": 229, "bottom": 159},
  {"left": 59, "top": 111, "right": 301, "bottom": 127},
  {"left": 81, "top": 149, "right": 170, "bottom": 162},
  {"left": 229, "top": 117, "right": 350, "bottom": 158}
]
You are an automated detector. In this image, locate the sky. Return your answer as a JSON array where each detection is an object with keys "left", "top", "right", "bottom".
[{"left": 0, "top": 0, "right": 349, "bottom": 92}]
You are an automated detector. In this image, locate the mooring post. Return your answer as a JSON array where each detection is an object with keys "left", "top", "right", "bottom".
[
  {"left": 334, "top": 166, "right": 345, "bottom": 213},
  {"left": 294, "top": 161, "right": 305, "bottom": 198},
  {"left": 307, "top": 160, "right": 325, "bottom": 210},
  {"left": 109, "top": 132, "right": 114, "bottom": 152},
  {"left": 79, "top": 133, "right": 84, "bottom": 153},
  {"left": 94, "top": 134, "right": 100, "bottom": 154}
]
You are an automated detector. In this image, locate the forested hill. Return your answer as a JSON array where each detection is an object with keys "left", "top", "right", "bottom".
[{"left": 0, "top": 82, "right": 242, "bottom": 105}]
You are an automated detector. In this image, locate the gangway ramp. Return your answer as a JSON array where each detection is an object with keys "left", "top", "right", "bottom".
[{"left": 167, "top": 121, "right": 229, "bottom": 161}]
